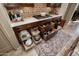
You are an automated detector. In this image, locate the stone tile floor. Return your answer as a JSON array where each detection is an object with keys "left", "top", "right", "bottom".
[
  {"left": 64, "top": 21, "right": 79, "bottom": 56},
  {"left": 72, "top": 42, "right": 79, "bottom": 56},
  {"left": 63, "top": 21, "right": 79, "bottom": 36},
  {"left": 2, "top": 21, "right": 79, "bottom": 56},
  {"left": 3, "top": 46, "right": 38, "bottom": 56}
]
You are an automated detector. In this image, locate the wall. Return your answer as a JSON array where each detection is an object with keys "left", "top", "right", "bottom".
[
  {"left": 7, "top": 3, "right": 68, "bottom": 19},
  {"left": 64, "top": 3, "right": 78, "bottom": 24},
  {"left": 58, "top": 3, "right": 68, "bottom": 19},
  {"left": 8, "top": 3, "right": 51, "bottom": 18},
  {"left": 22, "top": 3, "right": 51, "bottom": 18}
]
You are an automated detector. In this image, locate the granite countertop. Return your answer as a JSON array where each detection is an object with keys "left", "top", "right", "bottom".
[{"left": 10, "top": 14, "right": 62, "bottom": 28}]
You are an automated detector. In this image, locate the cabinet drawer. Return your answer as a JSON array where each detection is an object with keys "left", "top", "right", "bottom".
[{"left": 13, "top": 22, "right": 38, "bottom": 31}]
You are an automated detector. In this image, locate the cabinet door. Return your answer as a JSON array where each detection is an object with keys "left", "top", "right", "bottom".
[
  {"left": 0, "top": 28, "right": 13, "bottom": 54},
  {"left": 47, "top": 3, "right": 62, "bottom": 8},
  {"left": 4, "top": 3, "right": 34, "bottom": 10},
  {"left": 0, "top": 4, "right": 19, "bottom": 55},
  {"left": 21, "top": 3, "right": 34, "bottom": 7}
]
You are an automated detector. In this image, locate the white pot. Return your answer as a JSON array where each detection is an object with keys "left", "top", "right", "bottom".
[
  {"left": 25, "top": 39, "right": 32, "bottom": 46},
  {"left": 40, "top": 12, "right": 47, "bottom": 16},
  {"left": 19, "top": 30, "right": 31, "bottom": 41},
  {"left": 16, "top": 17, "right": 22, "bottom": 21}
]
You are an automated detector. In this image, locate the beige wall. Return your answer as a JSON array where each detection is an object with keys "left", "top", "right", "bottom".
[
  {"left": 7, "top": 3, "right": 68, "bottom": 19},
  {"left": 5, "top": 3, "right": 69, "bottom": 20},
  {"left": 64, "top": 3, "right": 78, "bottom": 24},
  {"left": 58, "top": 3, "right": 68, "bottom": 19},
  {"left": 8, "top": 3, "right": 51, "bottom": 18}
]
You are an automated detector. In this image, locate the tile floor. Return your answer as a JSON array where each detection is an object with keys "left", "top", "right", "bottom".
[
  {"left": 72, "top": 42, "right": 79, "bottom": 56},
  {"left": 3, "top": 46, "right": 38, "bottom": 56}
]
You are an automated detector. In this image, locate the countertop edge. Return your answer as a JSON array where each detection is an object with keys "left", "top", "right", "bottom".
[{"left": 10, "top": 15, "right": 62, "bottom": 28}]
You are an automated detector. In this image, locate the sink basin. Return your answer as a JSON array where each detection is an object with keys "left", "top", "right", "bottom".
[{"left": 33, "top": 15, "right": 52, "bottom": 19}]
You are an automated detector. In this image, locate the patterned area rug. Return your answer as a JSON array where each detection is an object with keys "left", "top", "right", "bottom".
[{"left": 34, "top": 29, "right": 72, "bottom": 56}]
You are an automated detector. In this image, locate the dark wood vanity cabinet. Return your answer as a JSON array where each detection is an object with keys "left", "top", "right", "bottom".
[
  {"left": 47, "top": 3, "right": 51, "bottom": 7},
  {"left": 21, "top": 3, "right": 34, "bottom": 7},
  {"left": 13, "top": 16, "right": 61, "bottom": 42},
  {"left": 47, "top": 3, "right": 62, "bottom": 8},
  {"left": 13, "top": 17, "right": 61, "bottom": 32}
]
